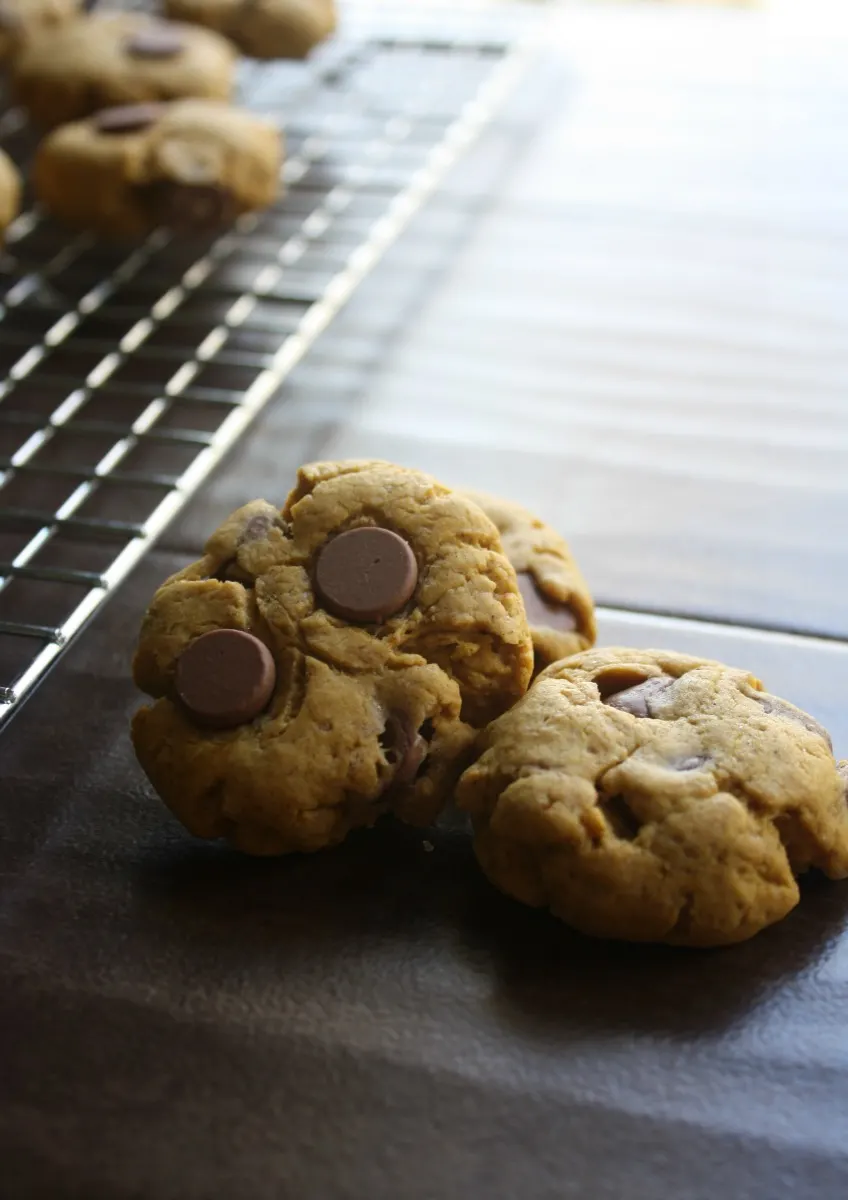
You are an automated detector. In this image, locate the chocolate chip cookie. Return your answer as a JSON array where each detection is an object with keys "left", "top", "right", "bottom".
[
  {"left": 462, "top": 491, "right": 596, "bottom": 673},
  {"left": 12, "top": 13, "right": 236, "bottom": 129},
  {"left": 457, "top": 647, "right": 848, "bottom": 946},
  {"left": 33, "top": 99, "right": 281, "bottom": 238},
  {"left": 164, "top": 0, "right": 336, "bottom": 60},
  {"left": 132, "top": 460, "right": 534, "bottom": 855},
  {"left": 0, "top": 148, "right": 21, "bottom": 240},
  {"left": 0, "top": 0, "right": 81, "bottom": 63}
]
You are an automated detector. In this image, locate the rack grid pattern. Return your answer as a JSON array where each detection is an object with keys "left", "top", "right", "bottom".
[{"left": 0, "top": 2, "right": 538, "bottom": 724}]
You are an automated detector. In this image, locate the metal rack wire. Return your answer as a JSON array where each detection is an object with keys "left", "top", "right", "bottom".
[{"left": 0, "top": 2, "right": 539, "bottom": 725}]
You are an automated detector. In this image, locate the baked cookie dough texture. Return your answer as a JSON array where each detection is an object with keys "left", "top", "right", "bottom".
[
  {"left": 132, "top": 461, "right": 534, "bottom": 856},
  {"left": 462, "top": 491, "right": 595, "bottom": 672},
  {"left": 34, "top": 98, "right": 282, "bottom": 238},
  {"left": 457, "top": 647, "right": 848, "bottom": 946},
  {"left": 12, "top": 13, "right": 236, "bottom": 129},
  {"left": 165, "top": 0, "right": 336, "bottom": 60}
]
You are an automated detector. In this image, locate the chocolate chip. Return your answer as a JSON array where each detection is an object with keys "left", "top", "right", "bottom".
[
  {"left": 94, "top": 103, "right": 165, "bottom": 135},
  {"left": 378, "top": 712, "right": 429, "bottom": 793},
  {"left": 146, "top": 182, "right": 235, "bottom": 231},
  {"left": 594, "top": 667, "right": 652, "bottom": 700},
  {"left": 752, "top": 692, "right": 833, "bottom": 750},
  {"left": 315, "top": 527, "right": 418, "bottom": 623},
  {"left": 517, "top": 572, "right": 578, "bottom": 632},
  {"left": 605, "top": 674, "right": 676, "bottom": 718},
  {"left": 238, "top": 512, "right": 280, "bottom": 545},
  {"left": 668, "top": 754, "right": 709, "bottom": 771},
  {"left": 124, "top": 25, "right": 186, "bottom": 59},
  {"left": 175, "top": 629, "right": 276, "bottom": 728}
]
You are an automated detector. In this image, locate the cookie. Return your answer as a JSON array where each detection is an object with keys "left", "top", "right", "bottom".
[
  {"left": 462, "top": 490, "right": 596, "bottom": 672},
  {"left": 0, "top": 148, "right": 21, "bottom": 240},
  {"left": 12, "top": 13, "right": 236, "bottom": 129},
  {"left": 164, "top": 0, "right": 336, "bottom": 60},
  {"left": 0, "top": 0, "right": 81, "bottom": 62},
  {"left": 33, "top": 99, "right": 282, "bottom": 238},
  {"left": 131, "top": 460, "right": 534, "bottom": 855},
  {"left": 457, "top": 647, "right": 848, "bottom": 946}
]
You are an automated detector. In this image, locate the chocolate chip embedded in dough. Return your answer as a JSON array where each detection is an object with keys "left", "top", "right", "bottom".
[
  {"left": 604, "top": 674, "right": 677, "bottom": 718},
  {"left": 175, "top": 629, "right": 276, "bottom": 728},
  {"left": 124, "top": 25, "right": 186, "bottom": 59},
  {"left": 752, "top": 692, "right": 833, "bottom": 750},
  {"left": 517, "top": 571, "right": 578, "bottom": 632},
  {"left": 378, "top": 712, "right": 429, "bottom": 793},
  {"left": 94, "top": 103, "right": 165, "bottom": 135},
  {"left": 146, "top": 182, "right": 235, "bottom": 231},
  {"left": 668, "top": 754, "right": 710, "bottom": 772},
  {"left": 315, "top": 527, "right": 418, "bottom": 623}
]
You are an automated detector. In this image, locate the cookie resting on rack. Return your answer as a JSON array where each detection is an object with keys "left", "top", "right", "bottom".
[
  {"left": 165, "top": 0, "right": 336, "bottom": 60},
  {"left": 0, "top": 149, "right": 21, "bottom": 240},
  {"left": 462, "top": 490, "right": 596, "bottom": 673},
  {"left": 0, "top": 0, "right": 82, "bottom": 63},
  {"left": 456, "top": 647, "right": 848, "bottom": 947},
  {"left": 131, "top": 460, "right": 535, "bottom": 856},
  {"left": 33, "top": 99, "right": 282, "bottom": 238},
  {"left": 12, "top": 13, "right": 236, "bottom": 129}
]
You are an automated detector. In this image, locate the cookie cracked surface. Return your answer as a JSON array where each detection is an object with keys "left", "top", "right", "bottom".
[
  {"left": 456, "top": 647, "right": 848, "bottom": 946},
  {"left": 132, "top": 460, "right": 534, "bottom": 855}
]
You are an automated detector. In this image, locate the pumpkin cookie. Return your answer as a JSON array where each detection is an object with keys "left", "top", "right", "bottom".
[
  {"left": 132, "top": 460, "right": 534, "bottom": 855},
  {"left": 12, "top": 13, "right": 235, "bottom": 129},
  {"left": 33, "top": 99, "right": 281, "bottom": 238},
  {"left": 457, "top": 647, "right": 848, "bottom": 946}
]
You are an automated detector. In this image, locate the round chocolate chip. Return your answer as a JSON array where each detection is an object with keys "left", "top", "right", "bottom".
[
  {"left": 175, "top": 629, "right": 276, "bottom": 728},
  {"left": 378, "top": 712, "right": 429, "bottom": 794},
  {"left": 124, "top": 25, "right": 186, "bottom": 59},
  {"left": 147, "top": 182, "right": 235, "bottom": 231},
  {"left": 315, "top": 527, "right": 418, "bottom": 623},
  {"left": 95, "top": 103, "right": 165, "bottom": 135},
  {"left": 604, "top": 674, "right": 676, "bottom": 718},
  {"left": 517, "top": 571, "right": 578, "bottom": 632}
]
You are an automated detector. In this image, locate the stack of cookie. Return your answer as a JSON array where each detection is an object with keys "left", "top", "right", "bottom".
[
  {"left": 131, "top": 460, "right": 848, "bottom": 947},
  {"left": 0, "top": 2, "right": 338, "bottom": 239}
]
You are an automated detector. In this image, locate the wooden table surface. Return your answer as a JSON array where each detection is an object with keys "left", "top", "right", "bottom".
[{"left": 3, "top": 2, "right": 848, "bottom": 1197}]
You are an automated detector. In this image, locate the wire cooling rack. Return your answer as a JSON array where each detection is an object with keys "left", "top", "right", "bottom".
[{"left": 0, "top": 1, "right": 540, "bottom": 725}]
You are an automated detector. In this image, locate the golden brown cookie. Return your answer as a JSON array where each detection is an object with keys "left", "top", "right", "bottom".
[
  {"left": 0, "top": 148, "right": 21, "bottom": 240},
  {"left": 457, "top": 647, "right": 848, "bottom": 947},
  {"left": 164, "top": 0, "right": 336, "bottom": 60},
  {"left": 132, "top": 460, "right": 534, "bottom": 855},
  {"left": 12, "top": 13, "right": 236, "bottom": 129},
  {"left": 0, "top": 0, "right": 81, "bottom": 62},
  {"left": 33, "top": 99, "right": 281, "bottom": 238},
  {"left": 462, "top": 490, "right": 596, "bottom": 673}
]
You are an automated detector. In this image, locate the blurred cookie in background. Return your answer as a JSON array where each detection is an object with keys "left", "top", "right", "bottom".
[
  {"left": 0, "top": 147, "right": 21, "bottom": 239},
  {"left": 12, "top": 12, "right": 236, "bottom": 129},
  {"left": 164, "top": 0, "right": 336, "bottom": 60},
  {"left": 0, "top": 0, "right": 82, "bottom": 63},
  {"left": 33, "top": 99, "right": 282, "bottom": 238}
]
